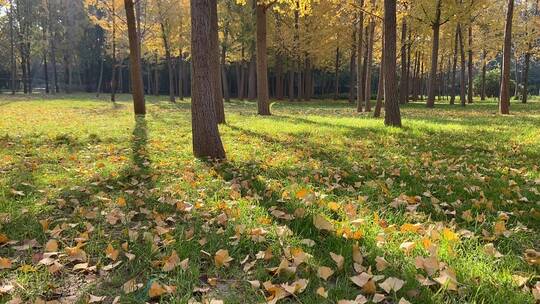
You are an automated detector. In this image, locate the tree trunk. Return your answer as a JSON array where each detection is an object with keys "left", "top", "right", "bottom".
[
  {"left": 383, "top": 0, "right": 401, "bottom": 127},
  {"left": 96, "top": 54, "right": 104, "bottom": 97},
  {"left": 356, "top": 0, "right": 365, "bottom": 112},
  {"left": 222, "top": 47, "right": 230, "bottom": 102},
  {"left": 9, "top": 0, "right": 16, "bottom": 94},
  {"left": 334, "top": 46, "right": 340, "bottom": 100},
  {"left": 190, "top": 0, "right": 226, "bottom": 159},
  {"left": 364, "top": 17, "right": 375, "bottom": 112},
  {"left": 124, "top": 0, "right": 146, "bottom": 115},
  {"left": 178, "top": 56, "right": 184, "bottom": 100},
  {"left": 288, "top": 69, "right": 294, "bottom": 101},
  {"left": 467, "top": 24, "right": 473, "bottom": 104},
  {"left": 304, "top": 56, "right": 312, "bottom": 101},
  {"left": 457, "top": 24, "right": 466, "bottom": 106},
  {"left": 248, "top": 54, "right": 257, "bottom": 100},
  {"left": 500, "top": 0, "right": 514, "bottom": 114},
  {"left": 158, "top": 10, "right": 176, "bottom": 103},
  {"left": 374, "top": 33, "right": 385, "bottom": 118},
  {"left": 210, "top": 0, "right": 225, "bottom": 123},
  {"left": 42, "top": 23, "right": 49, "bottom": 94},
  {"left": 256, "top": 4, "right": 271, "bottom": 115},
  {"left": 426, "top": 0, "right": 442, "bottom": 108},
  {"left": 348, "top": 27, "right": 357, "bottom": 103},
  {"left": 481, "top": 49, "right": 487, "bottom": 100},
  {"left": 276, "top": 54, "right": 284, "bottom": 100},
  {"left": 522, "top": 51, "right": 530, "bottom": 103},
  {"left": 399, "top": 18, "right": 407, "bottom": 104},
  {"left": 111, "top": 0, "right": 117, "bottom": 102}
]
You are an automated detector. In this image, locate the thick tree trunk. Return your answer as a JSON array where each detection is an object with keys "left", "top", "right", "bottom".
[
  {"left": 467, "top": 24, "right": 473, "bottom": 104},
  {"left": 383, "top": 0, "right": 401, "bottom": 126},
  {"left": 124, "top": 0, "right": 146, "bottom": 115},
  {"left": 399, "top": 18, "right": 407, "bottom": 104},
  {"left": 426, "top": 0, "right": 442, "bottom": 108},
  {"left": 190, "top": 0, "right": 226, "bottom": 159},
  {"left": 500, "top": 0, "right": 514, "bottom": 114},
  {"left": 210, "top": 0, "right": 225, "bottom": 123},
  {"left": 256, "top": 4, "right": 271, "bottom": 115}
]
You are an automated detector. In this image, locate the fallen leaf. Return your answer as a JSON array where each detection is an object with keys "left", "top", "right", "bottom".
[
  {"left": 350, "top": 272, "right": 372, "bottom": 288},
  {"left": 317, "top": 266, "right": 334, "bottom": 281},
  {"left": 0, "top": 257, "right": 12, "bottom": 269},
  {"left": 379, "top": 277, "right": 405, "bottom": 293},
  {"left": 316, "top": 286, "right": 328, "bottom": 298},
  {"left": 330, "top": 252, "right": 344, "bottom": 270},
  {"left": 105, "top": 244, "right": 119, "bottom": 261},
  {"left": 313, "top": 214, "right": 334, "bottom": 232},
  {"left": 375, "top": 256, "right": 389, "bottom": 271},
  {"left": 214, "top": 249, "right": 233, "bottom": 267},
  {"left": 162, "top": 250, "right": 181, "bottom": 272},
  {"left": 45, "top": 239, "right": 58, "bottom": 252}
]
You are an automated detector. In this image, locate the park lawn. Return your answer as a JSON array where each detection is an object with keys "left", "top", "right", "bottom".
[{"left": 0, "top": 93, "right": 539, "bottom": 304}]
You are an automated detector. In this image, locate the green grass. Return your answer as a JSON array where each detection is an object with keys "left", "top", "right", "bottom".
[{"left": 0, "top": 93, "right": 539, "bottom": 304}]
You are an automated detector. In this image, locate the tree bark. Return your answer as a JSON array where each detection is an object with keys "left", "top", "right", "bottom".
[
  {"left": 348, "top": 27, "right": 357, "bottom": 103},
  {"left": 450, "top": 27, "right": 459, "bottom": 105},
  {"left": 356, "top": 0, "right": 365, "bottom": 112},
  {"left": 9, "top": 0, "right": 16, "bottom": 94},
  {"left": 256, "top": 4, "right": 271, "bottom": 115},
  {"left": 399, "top": 18, "right": 407, "bottom": 104},
  {"left": 210, "top": 0, "right": 225, "bottom": 123},
  {"left": 467, "top": 24, "right": 473, "bottom": 104},
  {"left": 522, "top": 51, "right": 530, "bottom": 103},
  {"left": 334, "top": 46, "right": 340, "bottom": 100},
  {"left": 111, "top": 0, "right": 117, "bottom": 102},
  {"left": 158, "top": 2, "right": 176, "bottom": 103},
  {"left": 500, "top": 0, "right": 514, "bottom": 114},
  {"left": 190, "top": 0, "right": 226, "bottom": 159},
  {"left": 364, "top": 16, "right": 375, "bottom": 112},
  {"left": 481, "top": 49, "right": 487, "bottom": 100},
  {"left": 383, "top": 0, "right": 401, "bottom": 127},
  {"left": 124, "top": 0, "right": 146, "bottom": 115},
  {"left": 276, "top": 54, "right": 284, "bottom": 100},
  {"left": 457, "top": 24, "right": 467, "bottom": 106},
  {"left": 426, "top": 0, "right": 442, "bottom": 108},
  {"left": 248, "top": 54, "right": 257, "bottom": 100},
  {"left": 374, "top": 33, "right": 384, "bottom": 118}
]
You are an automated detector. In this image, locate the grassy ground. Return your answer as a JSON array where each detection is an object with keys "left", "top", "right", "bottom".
[{"left": 0, "top": 93, "right": 539, "bottom": 304}]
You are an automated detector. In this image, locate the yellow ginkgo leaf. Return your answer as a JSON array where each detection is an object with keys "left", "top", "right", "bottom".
[
  {"left": 214, "top": 249, "right": 233, "bottom": 267},
  {"left": 105, "top": 244, "right": 119, "bottom": 261},
  {"left": 313, "top": 214, "right": 334, "bottom": 232},
  {"left": 0, "top": 257, "right": 12, "bottom": 269},
  {"left": 117, "top": 197, "right": 127, "bottom": 207},
  {"left": 45, "top": 239, "right": 58, "bottom": 252},
  {"left": 295, "top": 188, "right": 309, "bottom": 199},
  {"left": 162, "top": 250, "right": 181, "bottom": 272},
  {"left": 317, "top": 266, "right": 334, "bottom": 281}
]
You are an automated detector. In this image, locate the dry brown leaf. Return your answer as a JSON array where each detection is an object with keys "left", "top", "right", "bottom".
[
  {"left": 313, "top": 214, "right": 334, "bottom": 232},
  {"left": 148, "top": 281, "right": 166, "bottom": 298},
  {"left": 330, "top": 252, "right": 344, "bottom": 270},
  {"left": 317, "top": 266, "right": 334, "bottom": 281},
  {"left": 350, "top": 272, "right": 372, "bottom": 288},
  {"left": 352, "top": 244, "right": 363, "bottom": 265},
  {"left": 316, "top": 286, "right": 328, "bottom": 298},
  {"left": 45, "top": 239, "right": 58, "bottom": 252},
  {"left": 105, "top": 244, "right": 119, "bottom": 261},
  {"left": 162, "top": 250, "right": 181, "bottom": 272},
  {"left": 375, "top": 256, "right": 389, "bottom": 271},
  {"left": 214, "top": 249, "right": 233, "bottom": 267},
  {"left": 434, "top": 269, "right": 458, "bottom": 291},
  {"left": 0, "top": 257, "right": 12, "bottom": 269},
  {"left": 379, "top": 277, "right": 405, "bottom": 293}
]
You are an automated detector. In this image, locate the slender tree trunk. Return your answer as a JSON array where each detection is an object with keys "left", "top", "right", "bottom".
[
  {"left": 450, "top": 27, "right": 459, "bottom": 104},
  {"left": 124, "top": 0, "right": 146, "bottom": 115},
  {"left": 467, "top": 24, "right": 473, "bottom": 104},
  {"left": 500, "top": 0, "right": 514, "bottom": 114},
  {"left": 158, "top": 9, "right": 176, "bottom": 103},
  {"left": 288, "top": 69, "right": 294, "bottom": 101},
  {"left": 42, "top": 23, "right": 49, "bottom": 94},
  {"left": 256, "top": 4, "right": 271, "bottom": 115},
  {"left": 190, "top": 0, "right": 226, "bottom": 159},
  {"left": 356, "top": 0, "right": 365, "bottom": 112},
  {"left": 304, "top": 56, "right": 312, "bottom": 101},
  {"left": 522, "top": 51, "right": 530, "bottom": 103},
  {"left": 178, "top": 56, "right": 184, "bottom": 100},
  {"left": 406, "top": 31, "right": 411, "bottom": 102},
  {"left": 334, "top": 46, "right": 340, "bottom": 100},
  {"left": 374, "top": 48, "right": 384, "bottom": 118},
  {"left": 481, "top": 49, "right": 487, "bottom": 100},
  {"left": 154, "top": 54, "right": 159, "bottom": 96},
  {"left": 399, "top": 18, "right": 407, "bottom": 104},
  {"left": 9, "top": 0, "right": 16, "bottom": 94},
  {"left": 222, "top": 46, "right": 230, "bottom": 102},
  {"left": 457, "top": 24, "right": 467, "bottom": 106},
  {"left": 348, "top": 27, "right": 357, "bottom": 103},
  {"left": 383, "top": 0, "right": 401, "bottom": 126},
  {"left": 111, "top": 0, "right": 117, "bottom": 102},
  {"left": 96, "top": 54, "right": 104, "bottom": 97},
  {"left": 276, "top": 54, "right": 284, "bottom": 100},
  {"left": 426, "top": 0, "right": 442, "bottom": 108},
  {"left": 248, "top": 54, "right": 257, "bottom": 100},
  {"left": 364, "top": 16, "right": 375, "bottom": 111}
]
